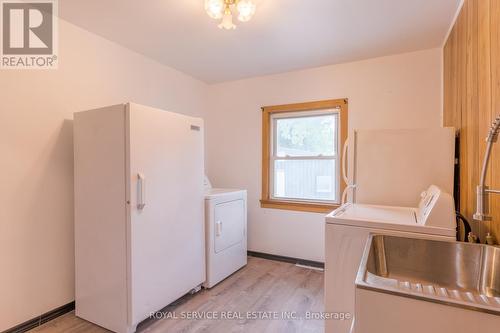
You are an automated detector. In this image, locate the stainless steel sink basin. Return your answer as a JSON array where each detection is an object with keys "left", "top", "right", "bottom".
[{"left": 356, "top": 235, "right": 500, "bottom": 314}]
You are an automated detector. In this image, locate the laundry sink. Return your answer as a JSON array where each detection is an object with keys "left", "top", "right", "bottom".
[
  {"left": 357, "top": 234, "right": 500, "bottom": 307},
  {"left": 354, "top": 235, "right": 500, "bottom": 333}
]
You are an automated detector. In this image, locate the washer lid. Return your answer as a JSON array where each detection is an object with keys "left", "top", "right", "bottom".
[
  {"left": 332, "top": 204, "right": 417, "bottom": 224},
  {"left": 326, "top": 203, "right": 455, "bottom": 237}
]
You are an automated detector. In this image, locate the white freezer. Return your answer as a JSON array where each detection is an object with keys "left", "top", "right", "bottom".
[{"left": 74, "top": 103, "right": 205, "bottom": 333}]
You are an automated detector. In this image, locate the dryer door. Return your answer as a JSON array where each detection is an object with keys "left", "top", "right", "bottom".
[{"left": 214, "top": 199, "right": 245, "bottom": 253}]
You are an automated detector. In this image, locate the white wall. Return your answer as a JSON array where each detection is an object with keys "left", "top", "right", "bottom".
[
  {"left": 205, "top": 48, "right": 443, "bottom": 263},
  {"left": 0, "top": 20, "right": 207, "bottom": 331}
]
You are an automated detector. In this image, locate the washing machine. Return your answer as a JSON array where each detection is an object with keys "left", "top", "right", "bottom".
[
  {"left": 203, "top": 177, "right": 247, "bottom": 288},
  {"left": 324, "top": 185, "right": 456, "bottom": 333}
]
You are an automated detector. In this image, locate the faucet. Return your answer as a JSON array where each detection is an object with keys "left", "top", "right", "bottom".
[{"left": 473, "top": 114, "right": 500, "bottom": 221}]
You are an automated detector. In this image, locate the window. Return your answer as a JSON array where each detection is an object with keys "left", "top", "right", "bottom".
[{"left": 261, "top": 99, "right": 348, "bottom": 213}]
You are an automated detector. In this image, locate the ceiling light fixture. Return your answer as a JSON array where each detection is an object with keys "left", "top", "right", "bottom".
[{"left": 205, "top": 0, "right": 256, "bottom": 30}]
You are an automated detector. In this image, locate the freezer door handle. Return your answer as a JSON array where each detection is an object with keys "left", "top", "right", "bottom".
[{"left": 137, "top": 173, "right": 146, "bottom": 210}]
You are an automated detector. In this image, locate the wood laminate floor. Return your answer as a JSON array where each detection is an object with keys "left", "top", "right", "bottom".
[{"left": 30, "top": 257, "right": 324, "bottom": 333}]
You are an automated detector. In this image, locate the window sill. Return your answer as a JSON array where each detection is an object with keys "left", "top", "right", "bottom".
[{"left": 260, "top": 199, "right": 339, "bottom": 213}]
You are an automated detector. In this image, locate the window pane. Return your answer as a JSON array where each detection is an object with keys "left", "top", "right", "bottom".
[
  {"left": 276, "top": 114, "right": 337, "bottom": 157},
  {"left": 273, "top": 159, "right": 336, "bottom": 202}
]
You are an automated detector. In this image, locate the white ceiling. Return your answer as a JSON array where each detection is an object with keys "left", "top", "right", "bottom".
[{"left": 60, "top": 0, "right": 461, "bottom": 83}]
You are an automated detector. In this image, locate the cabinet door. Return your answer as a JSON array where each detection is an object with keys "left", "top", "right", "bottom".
[{"left": 127, "top": 103, "right": 205, "bottom": 325}]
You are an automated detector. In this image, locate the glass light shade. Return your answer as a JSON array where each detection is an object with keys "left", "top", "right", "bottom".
[
  {"left": 205, "top": 0, "right": 224, "bottom": 19},
  {"left": 236, "top": 0, "right": 256, "bottom": 22},
  {"left": 218, "top": 9, "right": 236, "bottom": 30}
]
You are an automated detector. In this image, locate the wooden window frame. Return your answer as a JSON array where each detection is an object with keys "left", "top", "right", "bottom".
[{"left": 260, "top": 99, "right": 348, "bottom": 213}]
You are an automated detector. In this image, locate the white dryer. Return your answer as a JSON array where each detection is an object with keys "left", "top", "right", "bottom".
[
  {"left": 203, "top": 177, "right": 247, "bottom": 288},
  {"left": 324, "top": 185, "right": 456, "bottom": 333}
]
